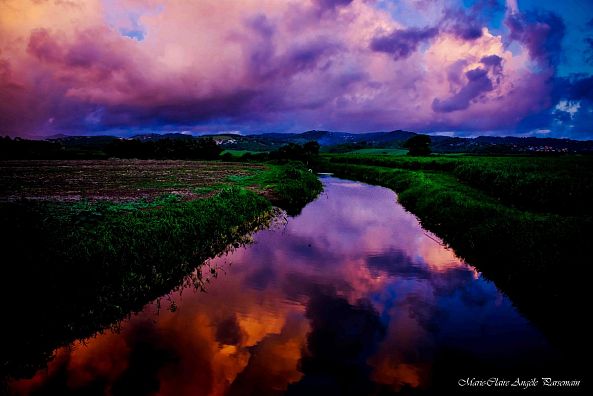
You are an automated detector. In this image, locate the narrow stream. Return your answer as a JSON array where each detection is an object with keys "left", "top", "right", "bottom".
[{"left": 10, "top": 176, "right": 560, "bottom": 394}]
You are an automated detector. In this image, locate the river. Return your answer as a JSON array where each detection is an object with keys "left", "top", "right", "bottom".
[{"left": 9, "top": 176, "right": 563, "bottom": 394}]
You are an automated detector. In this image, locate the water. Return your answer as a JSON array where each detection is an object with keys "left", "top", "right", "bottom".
[{"left": 10, "top": 176, "right": 559, "bottom": 394}]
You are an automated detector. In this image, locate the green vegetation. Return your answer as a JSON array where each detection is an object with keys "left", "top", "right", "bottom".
[
  {"left": 324, "top": 154, "right": 593, "bottom": 215},
  {"left": 224, "top": 162, "right": 322, "bottom": 215},
  {"left": 221, "top": 149, "right": 263, "bottom": 157},
  {"left": 342, "top": 148, "right": 408, "bottom": 156},
  {"left": 316, "top": 153, "right": 592, "bottom": 347},
  {"left": 0, "top": 160, "right": 321, "bottom": 379}
]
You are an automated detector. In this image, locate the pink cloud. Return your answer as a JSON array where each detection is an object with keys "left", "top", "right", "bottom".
[{"left": 0, "top": 0, "right": 573, "bottom": 136}]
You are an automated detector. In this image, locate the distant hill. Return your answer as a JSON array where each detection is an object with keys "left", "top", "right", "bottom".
[
  {"left": 212, "top": 130, "right": 593, "bottom": 154},
  {"left": 40, "top": 130, "right": 593, "bottom": 154},
  {"left": 430, "top": 135, "right": 593, "bottom": 154},
  {"left": 130, "top": 133, "right": 197, "bottom": 142},
  {"left": 211, "top": 130, "right": 418, "bottom": 151},
  {"left": 47, "top": 135, "right": 120, "bottom": 148}
]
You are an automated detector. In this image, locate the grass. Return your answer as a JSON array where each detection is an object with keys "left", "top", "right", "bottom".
[
  {"left": 224, "top": 162, "right": 322, "bottom": 215},
  {"left": 221, "top": 149, "right": 264, "bottom": 157},
  {"left": 340, "top": 148, "right": 408, "bottom": 156},
  {"left": 316, "top": 154, "right": 591, "bottom": 349},
  {"left": 0, "top": 159, "right": 321, "bottom": 379}
]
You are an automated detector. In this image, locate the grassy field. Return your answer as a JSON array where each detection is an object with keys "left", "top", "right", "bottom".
[
  {"left": 338, "top": 148, "right": 408, "bottom": 156},
  {"left": 0, "top": 159, "right": 322, "bottom": 379},
  {"left": 317, "top": 153, "right": 592, "bottom": 348},
  {"left": 221, "top": 149, "right": 264, "bottom": 157}
]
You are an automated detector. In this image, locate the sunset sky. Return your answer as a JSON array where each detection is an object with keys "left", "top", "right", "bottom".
[{"left": 1, "top": 0, "right": 592, "bottom": 138}]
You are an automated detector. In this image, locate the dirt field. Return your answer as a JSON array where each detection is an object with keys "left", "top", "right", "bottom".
[{"left": 0, "top": 160, "right": 267, "bottom": 202}]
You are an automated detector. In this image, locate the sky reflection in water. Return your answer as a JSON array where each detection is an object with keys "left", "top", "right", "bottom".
[{"left": 11, "top": 176, "right": 553, "bottom": 395}]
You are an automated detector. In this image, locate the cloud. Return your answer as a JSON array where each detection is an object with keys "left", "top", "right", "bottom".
[
  {"left": 480, "top": 54, "right": 502, "bottom": 68},
  {"left": 0, "top": 0, "right": 590, "bottom": 138},
  {"left": 27, "top": 29, "right": 64, "bottom": 62},
  {"left": 505, "top": 10, "right": 565, "bottom": 68},
  {"left": 567, "top": 75, "right": 593, "bottom": 101},
  {"left": 440, "top": 8, "right": 483, "bottom": 41},
  {"left": 432, "top": 68, "right": 493, "bottom": 112},
  {"left": 315, "top": 0, "right": 354, "bottom": 12},
  {"left": 370, "top": 27, "right": 439, "bottom": 60}
]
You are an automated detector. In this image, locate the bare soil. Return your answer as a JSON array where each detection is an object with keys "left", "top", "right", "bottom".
[{"left": 0, "top": 160, "right": 267, "bottom": 202}]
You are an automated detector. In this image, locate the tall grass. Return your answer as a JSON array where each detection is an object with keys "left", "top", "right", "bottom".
[
  {"left": 326, "top": 154, "right": 593, "bottom": 215},
  {"left": 226, "top": 162, "right": 323, "bottom": 215}
]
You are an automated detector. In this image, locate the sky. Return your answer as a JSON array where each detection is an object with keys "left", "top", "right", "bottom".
[{"left": 0, "top": 0, "right": 592, "bottom": 139}]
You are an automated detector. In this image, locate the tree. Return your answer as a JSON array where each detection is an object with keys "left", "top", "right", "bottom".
[
  {"left": 303, "top": 141, "right": 320, "bottom": 156},
  {"left": 403, "top": 134, "right": 431, "bottom": 156}
]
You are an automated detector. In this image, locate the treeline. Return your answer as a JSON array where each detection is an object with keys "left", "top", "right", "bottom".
[
  {"left": 0, "top": 136, "right": 222, "bottom": 160},
  {"left": 0, "top": 137, "right": 68, "bottom": 159},
  {"left": 105, "top": 138, "right": 221, "bottom": 160}
]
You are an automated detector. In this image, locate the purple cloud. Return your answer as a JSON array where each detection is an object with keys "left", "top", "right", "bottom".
[
  {"left": 315, "top": 0, "right": 354, "bottom": 11},
  {"left": 284, "top": 40, "right": 341, "bottom": 74},
  {"left": 432, "top": 68, "right": 493, "bottom": 113},
  {"left": 480, "top": 55, "right": 503, "bottom": 80},
  {"left": 480, "top": 55, "right": 502, "bottom": 68},
  {"left": 370, "top": 27, "right": 438, "bottom": 60},
  {"left": 1, "top": 0, "right": 591, "bottom": 139},
  {"left": 438, "top": 1, "right": 503, "bottom": 42},
  {"left": 505, "top": 11, "right": 565, "bottom": 68},
  {"left": 441, "top": 8, "right": 483, "bottom": 41}
]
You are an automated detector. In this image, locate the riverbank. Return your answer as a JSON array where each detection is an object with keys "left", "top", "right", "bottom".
[
  {"left": 316, "top": 154, "right": 591, "bottom": 350},
  {"left": 0, "top": 160, "right": 322, "bottom": 380}
]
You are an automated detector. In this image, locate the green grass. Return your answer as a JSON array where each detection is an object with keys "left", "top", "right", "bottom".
[
  {"left": 324, "top": 153, "right": 593, "bottom": 215},
  {"left": 316, "top": 154, "right": 591, "bottom": 348},
  {"left": 221, "top": 149, "right": 264, "bottom": 157},
  {"left": 224, "top": 162, "right": 322, "bottom": 215},
  {"left": 342, "top": 148, "right": 408, "bottom": 156}
]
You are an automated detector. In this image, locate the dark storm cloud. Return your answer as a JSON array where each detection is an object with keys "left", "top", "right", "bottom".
[
  {"left": 441, "top": 8, "right": 483, "bottom": 41},
  {"left": 432, "top": 68, "right": 493, "bottom": 112},
  {"left": 481, "top": 54, "right": 502, "bottom": 68},
  {"left": 315, "top": 0, "right": 354, "bottom": 12},
  {"left": 370, "top": 27, "right": 439, "bottom": 60},
  {"left": 505, "top": 10, "right": 565, "bottom": 68}
]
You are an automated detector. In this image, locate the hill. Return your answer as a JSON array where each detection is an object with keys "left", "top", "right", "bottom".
[{"left": 6, "top": 130, "right": 592, "bottom": 155}]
